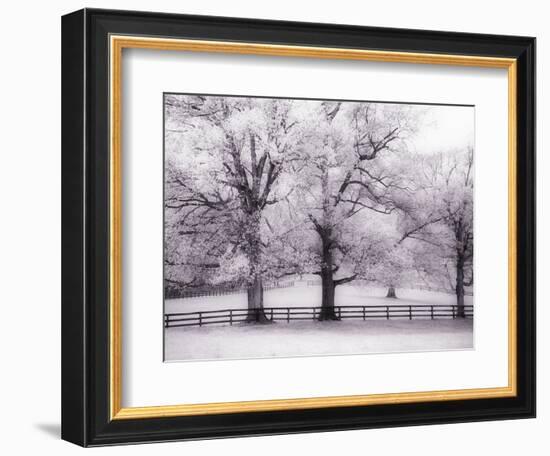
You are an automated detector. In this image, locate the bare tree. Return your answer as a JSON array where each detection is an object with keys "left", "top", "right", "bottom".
[
  {"left": 399, "top": 148, "right": 474, "bottom": 316},
  {"left": 296, "top": 102, "right": 412, "bottom": 320},
  {"left": 165, "top": 95, "right": 303, "bottom": 322}
]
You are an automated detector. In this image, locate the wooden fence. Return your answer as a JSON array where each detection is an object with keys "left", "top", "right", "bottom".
[
  {"left": 169, "top": 281, "right": 295, "bottom": 299},
  {"left": 167, "top": 280, "right": 472, "bottom": 299},
  {"left": 164, "top": 304, "right": 473, "bottom": 328}
]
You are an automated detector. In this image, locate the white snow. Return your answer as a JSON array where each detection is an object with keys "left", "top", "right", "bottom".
[
  {"left": 165, "top": 319, "right": 473, "bottom": 361},
  {"left": 164, "top": 286, "right": 473, "bottom": 361},
  {"left": 165, "top": 286, "right": 473, "bottom": 314}
]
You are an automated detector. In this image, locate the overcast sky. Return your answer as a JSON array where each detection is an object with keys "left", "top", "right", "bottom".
[{"left": 408, "top": 104, "right": 474, "bottom": 155}]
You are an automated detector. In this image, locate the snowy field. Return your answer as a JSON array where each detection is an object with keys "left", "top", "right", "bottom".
[
  {"left": 164, "top": 286, "right": 473, "bottom": 361},
  {"left": 165, "top": 319, "right": 473, "bottom": 361},
  {"left": 165, "top": 285, "right": 473, "bottom": 314}
]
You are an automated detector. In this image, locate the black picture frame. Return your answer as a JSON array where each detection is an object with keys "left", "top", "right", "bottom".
[{"left": 62, "top": 8, "right": 536, "bottom": 447}]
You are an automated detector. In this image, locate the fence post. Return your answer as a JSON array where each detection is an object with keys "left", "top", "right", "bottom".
[
  {"left": 363, "top": 306, "right": 366, "bottom": 321},
  {"left": 338, "top": 307, "right": 341, "bottom": 320},
  {"left": 270, "top": 308, "right": 274, "bottom": 321},
  {"left": 199, "top": 312, "right": 202, "bottom": 327},
  {"left": 229, "top": 309, "right": 233, "bottom": 326},
  {"left": 287, "top": 308, "right": 290, "bottom": 323},
  {"left": 409, "top": 306, "right": 412, "bottom": 320},
  {"left": 431, "top": 306, "right": 434, "bottom": 320},
  {"left": 165, "top": 315, "right": 169, "bottom": 328},
  {"left": 452, "top": 306, "right": 456, "bottom": 319},
  {"left": 386, "top": 306, "right": 389, "bottom": 320}
]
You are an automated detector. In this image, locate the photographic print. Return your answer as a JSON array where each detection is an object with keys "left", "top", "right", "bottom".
[
  {"left": 62, "top": 11, "right": 535, "bottom": 445},
  {"left": 163, "top": 94, "right": 474, "bottom": 362}
]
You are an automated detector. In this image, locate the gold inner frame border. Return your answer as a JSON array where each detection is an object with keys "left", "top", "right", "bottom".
[{"left": 109, "top": 35, "right": 517, "bottom": 420}]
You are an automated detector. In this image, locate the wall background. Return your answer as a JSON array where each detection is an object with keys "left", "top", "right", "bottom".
[{"left": 0, "top": 1, "right": 544, "bottom": 454}]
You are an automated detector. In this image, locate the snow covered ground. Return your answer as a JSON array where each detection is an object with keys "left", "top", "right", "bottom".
[
  {"left": 165, "top": 319, "right": 473, "bottom": 361},
  {"left": 165, "top": 285, "right": 473, "bottom": 314},
  {"left": 164, "top": 286, "right": 474, "bottom": 361}
]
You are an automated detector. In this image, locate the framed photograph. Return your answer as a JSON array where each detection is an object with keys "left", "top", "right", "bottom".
[{"left": 61, "top": 8, "right": 535, "bottom": 446}]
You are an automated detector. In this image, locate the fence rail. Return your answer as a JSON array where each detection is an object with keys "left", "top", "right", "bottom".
[
  {"left": 167, "top": 281, "right": 473, "bottom": 299},
  {"left": 164, "top": 304, "right": 473, "bottom": 328},
  {"left": 167, "top": 281, "right": 295, "bottom": 299}
]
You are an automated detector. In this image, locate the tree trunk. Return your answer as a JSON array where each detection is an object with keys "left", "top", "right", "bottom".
[
  {"left": 386, "top": 286, "right": 397, "bottom": 298},
  {"left": 455, "top": 254, "right": 465, "bottom": 318},
  {"left": 318, "top": 235, "right": 339, "bottom": 321},
  {"left": 245, "top": 212, "right": 269, "bottom": 324},
  {"left": 246, "top": 274, "right": 270, "bottom": 323}
]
